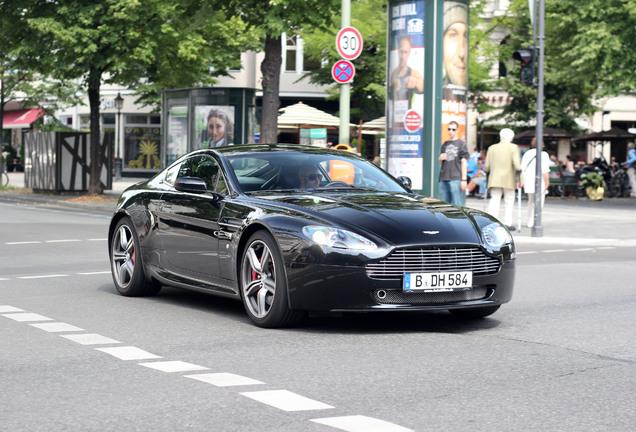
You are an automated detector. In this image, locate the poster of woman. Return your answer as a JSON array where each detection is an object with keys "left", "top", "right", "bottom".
[{"left": 196, "top": 106, "right": 235, "bottom": 148}]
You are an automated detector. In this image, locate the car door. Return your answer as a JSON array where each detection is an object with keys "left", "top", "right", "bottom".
[{"left": 157, "top": 154, "right": 225, "bottom": 283}]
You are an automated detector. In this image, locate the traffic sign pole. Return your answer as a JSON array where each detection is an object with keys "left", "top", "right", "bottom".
[{"left": 339, "top": 0, "right": 351, "bottom": 146}]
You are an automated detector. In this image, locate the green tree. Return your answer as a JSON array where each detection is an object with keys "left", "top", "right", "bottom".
[
  {"left": 226, "top": 0, "right": 340, "bottom": 143},
  {"left": 301, "top": 0, "right": 388, "bottom": 122},
  {"left": 491, "top": 0, "right": 636, "bottom": 132},
  {"left": 19, "top": 0, "right": 247, "bottom": 194}
]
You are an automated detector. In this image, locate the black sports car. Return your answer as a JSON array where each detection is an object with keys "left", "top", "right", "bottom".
[{"left": 108, "top": 144, "right": 515, "bottom": 327}]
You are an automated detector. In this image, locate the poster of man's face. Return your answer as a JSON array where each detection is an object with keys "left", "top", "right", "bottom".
[{"left": 441, "top": 1, "right": 468, "bottom": 143}]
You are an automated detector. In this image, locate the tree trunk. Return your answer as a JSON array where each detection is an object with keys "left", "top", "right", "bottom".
[
  {"left": 260, "top": 34, "right": 282, "bottom": 144},
  {"left": 87, "top": 68, "right": 104, "bottom": 195}
]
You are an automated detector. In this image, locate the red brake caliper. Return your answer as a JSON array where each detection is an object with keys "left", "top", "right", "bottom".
[{"left": 250, "top": 255, "right": 261, "bottom": 297}]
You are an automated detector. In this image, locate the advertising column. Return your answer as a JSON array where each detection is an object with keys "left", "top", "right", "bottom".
[{"left": 387, "top": 0, "right": 425, "bottom": 189}]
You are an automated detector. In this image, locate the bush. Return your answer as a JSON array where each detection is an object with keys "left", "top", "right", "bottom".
[{"left": 581, "top": 171, "right": 603, "bottom": 189}]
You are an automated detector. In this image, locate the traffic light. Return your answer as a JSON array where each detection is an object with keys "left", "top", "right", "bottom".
[{"left": 512, "top": 47, "right": 536, "bottom": 86}]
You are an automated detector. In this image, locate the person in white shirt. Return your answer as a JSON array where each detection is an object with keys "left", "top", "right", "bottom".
[{"left": 521, "top": 138, "right": 550, "bottom": 228}]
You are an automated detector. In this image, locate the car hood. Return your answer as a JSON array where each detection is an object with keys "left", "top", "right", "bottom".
[{"left": 255, "top": 191, "right": 484, "bottom": 246}]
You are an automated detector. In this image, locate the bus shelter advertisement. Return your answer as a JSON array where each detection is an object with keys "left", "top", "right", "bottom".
[{"left": 387, "top": 0, "right": 425, "bottom": 189}]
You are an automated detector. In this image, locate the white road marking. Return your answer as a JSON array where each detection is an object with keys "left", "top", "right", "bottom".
[
  {"left": 17, "top": 274, "right": 69, "bottom": 280},
  {"left": 2, "top": 312, "right": 53, "bottom": 322},
  {"left": 61, "top": 333, "right": 121, "bottom": 345},
  {"left": 138, "top": 361, "right": 209, "bottom": 373},
  {"left": 88, "top": 238, "right": 107, "bottom": 241},
  {"left": 76, "top": 271, "right": 111, "bottom": 275},
  {"left": 30, "top": 322, "right": 84, "bottom": 332},
  {"left": 541, "top": 249, "right": 568, "bottom": 253},
  {"left": 517, "top": 251, "right": 538, "bottom": 255},
  {"left": 5, "top": 241, "right": 41, "bottom": 245},
  {"left": 240, "top": 390, "right": 334, "bottom": 412},
  {"left": 185, "top": 373, "right": 265, "bottom": 387},
  {"left": 45, "top": 239, "right": 81, "bottom": 243},
  {"left": 0, "top": 306, "right": 24, "bottom": 313},
  {"left": 0, "top": 278, "right": 9, "bottom": 281},
  {"left": 95, "top": 346, "right": 162, "bottom": 361},
  {"left": 311, "top": 415, "right": 414, "bottom": 432}
]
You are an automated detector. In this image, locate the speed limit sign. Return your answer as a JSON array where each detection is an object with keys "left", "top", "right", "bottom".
[{"left": 336, "top": 26, "right": 363, "bottom": 60}]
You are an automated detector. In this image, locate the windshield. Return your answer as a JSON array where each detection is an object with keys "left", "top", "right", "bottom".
[{"left": 225, "top": 149, "right": 408, "bottom": 194}]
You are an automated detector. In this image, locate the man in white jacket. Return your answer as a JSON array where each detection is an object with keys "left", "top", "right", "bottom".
[{"left": 520, "top": 137, "right": 550, "bottom": 228}]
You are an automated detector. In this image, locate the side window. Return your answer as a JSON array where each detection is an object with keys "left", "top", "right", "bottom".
[
  {"left": 166, "top": 155, "right": 221, "bottom": 192},
  {"left": 215, "top": 173, "right": 229, "bottom": 194},
  {"left": 164, "top": 164, "right": 181, "bottom": 185}
]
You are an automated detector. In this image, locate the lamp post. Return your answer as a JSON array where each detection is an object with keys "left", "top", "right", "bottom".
[{"left": 114, "top": 93, "right": 124, "bottom": 179}]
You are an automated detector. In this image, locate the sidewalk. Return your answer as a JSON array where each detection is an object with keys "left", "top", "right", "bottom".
[{"left": 1, "top": 171, "right": 635, "bottom": 247}]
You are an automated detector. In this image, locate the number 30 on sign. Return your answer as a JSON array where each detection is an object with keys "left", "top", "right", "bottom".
[{"left": 336, "top": 26, "right": 363, "bottom": 60}]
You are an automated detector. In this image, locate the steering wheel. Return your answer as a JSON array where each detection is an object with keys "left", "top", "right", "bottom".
[{"left": 324, "top": 181, "right": 350, "bottom": 187}]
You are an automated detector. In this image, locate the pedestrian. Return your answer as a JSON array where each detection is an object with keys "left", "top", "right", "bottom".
[
  {"left": 439, "top": 120, "right": 469, "bottom": 206},
  {"left": 520, "top": 137, "right": 550, "bottom": 228},
  {"left": 485, "top": 128, "right": 521, "bottom": 230},
  {"left": 626, "top": 142, "right": 636, "bottom": 198}
]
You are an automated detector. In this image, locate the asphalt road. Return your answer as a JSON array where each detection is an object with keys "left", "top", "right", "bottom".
[{"left": 1, "top": 201, "right": 634, "bottom": 431}]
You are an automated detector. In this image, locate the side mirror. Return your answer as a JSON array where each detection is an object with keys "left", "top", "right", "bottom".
[
  {"left": 397, "top": 176, "right": 412, "bottom": 190},
  {"left": 174, "top": 177, "right": 208, "bottom": 194}
]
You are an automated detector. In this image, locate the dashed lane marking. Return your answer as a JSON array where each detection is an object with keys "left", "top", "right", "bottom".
[
  {"left": 2, "top": 305, "right": 413, "bottom": 431},
  {"left": 95, "top": 346, "right": 162, "bottom": 361},
  {"left": 139, "top": 361, "right": 209, "bottom": 373},
  {"left": 2, "top": 312, "right": 53, "bottom": 322},
  {"left": 16, "top": 274, "right": 69, "bottom": 280},
  {"left": 6, "top": 241, "right": 41, "bottom": 245},
  {"left": 77, "top": 271, "right": 111, "bottom": 275},
  {"left": 240, "top": 390, "right": 334, "bottom": 412},
  {"left": 0, "top": 306, "right": 23, "bottom": 313},
  {"left": 61, "top": 333, "right": 121, "bottom": 345},
  {"left": 311, "top": 415, "right": 414, "bottom": 432},
  {"left": 185, "top": 372, "right": 265, "bottom": 387},
  {"left": 30, "top": 322, "right": 84, "bottom": 332}
]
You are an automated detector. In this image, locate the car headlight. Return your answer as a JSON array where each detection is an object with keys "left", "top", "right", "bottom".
[
  {"left": 481, "top": 223, "right": 513, "bottom": 249},
  {"left": 302, "top": 226, "right": 377, "bottom": 251}
]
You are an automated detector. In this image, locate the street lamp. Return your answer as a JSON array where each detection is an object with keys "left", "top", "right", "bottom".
[{"left": 114, "top": 92, "right": 124, "bottom": 179}]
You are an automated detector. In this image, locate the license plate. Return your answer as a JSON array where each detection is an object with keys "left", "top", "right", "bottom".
[{"left": 403, "top": 271, "right": 473, "bottom": 292}]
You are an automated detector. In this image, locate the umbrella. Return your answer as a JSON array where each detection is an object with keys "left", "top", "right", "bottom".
[
  {"left": 278, "top": 102, "right": 353, "bottom": 130},
  {"left": 360, "top": 116, "right": 385, "bottom": 136},
  {"left": 514, "top": 127, "right": 573, "bottom": 141},
  {"left": 572, "top": 127, "right": 635, "bottom": 143}
]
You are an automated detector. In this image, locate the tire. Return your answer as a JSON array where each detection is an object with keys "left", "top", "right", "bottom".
[
  {"left": 1, "top": 172, "right": 8, "bottom": 187},
  {"left": 240, "top": 231, "right": 303, "bottom": 328},
  {"left": 110, "top": 217, "right": 161, "bottom": 297},
  {"left": 449, "top": 305, "right": 500, "bottom": 319}
]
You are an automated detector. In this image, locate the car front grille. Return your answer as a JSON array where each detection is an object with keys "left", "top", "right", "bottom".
[
  {"left": 372, "top": 286, "right": 490, "bottom": 305},
  {"left": 365, "top": 247, "right": 501, "bottom": 279}
]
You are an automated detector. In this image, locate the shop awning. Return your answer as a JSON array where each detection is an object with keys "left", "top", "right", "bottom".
[{"left": 2, "top": 109, "right": 44, "bottom": 129}]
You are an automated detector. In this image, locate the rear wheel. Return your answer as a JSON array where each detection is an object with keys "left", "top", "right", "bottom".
[
  {"left": 1, "top": 171, "right": 8, "bottom": 187},
  {"left": 110, "top": 217, "right": 161, "bottom": 297},
  {"left": 449, "top": 305, "right": 500, "bottom": 319},
  {"left": 240, "top": 231, "right": 302, "bottom": 328}
]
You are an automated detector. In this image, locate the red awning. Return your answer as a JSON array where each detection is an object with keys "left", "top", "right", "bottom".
[{"left": 2, "top": 109, "right": 44, "bottom": 129}]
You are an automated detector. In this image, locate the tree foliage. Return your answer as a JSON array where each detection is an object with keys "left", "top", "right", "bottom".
[
  {"left": 301, "top": 0, "right": 388, "bottom": 122},
  {"left": 224, "top": 0, "right": 340, "bottom": 143},
  {"left": 491, "top": 0, "right": 636, "bottom": 133},
  {"left": 16, "top": 0, "right": 249, "bottom": 193}
]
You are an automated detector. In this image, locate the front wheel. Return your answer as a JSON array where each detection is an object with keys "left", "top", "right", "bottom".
[
  {"left": 240, "top": 231, "right": 302, "bottom": 328},
  {"left": 110, "top": 217, "right": 161, "bottom": 297},
  {"left": 449, "top": 305, "right": 500, "bottom": 319},
  {"left": 1, "top": 171, "right": 8, "bottom": 187}
]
